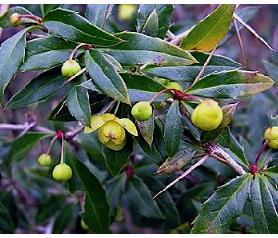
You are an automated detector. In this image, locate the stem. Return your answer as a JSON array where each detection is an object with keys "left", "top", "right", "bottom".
[
  {"left": 69, "top": 43, "right": 86, "bottom": 61},
  {"left": 255, "top": 140, "right": 268, "bottom": 165},
  {"left": 149, "top": 88, "right": 173, "bottom": 103},
  {"left": 114, "top": 101, "right": 121, "bottom": 115},
  {"left": 63, "top": 67, "right": 87, "bottom": 85},
  {"left": 65, "top": 126, "right": 85, "bottom": 141},
  {"left": 101, "top": 4, "right": 110, "bottom": 29},
  {"left": 60, "top": 135, "right": 64, "bottom": 164},
  {"left": 153, "top": 155, "right": 209, "bottom": 199},
  {"left": 233, "top": 18, "right": 247, "bottom": 67},
  {"left": 19, "top": 14, "right": 42, "bottom": 24},
  {"left": 99, "top": 100, "right": 116, "bottom": 114},
  {"left": 0, "top": 123, "right": 54, "bottom": 134},
  {"left": 46, "top": 136, "right": 57, "bottom": 154}
]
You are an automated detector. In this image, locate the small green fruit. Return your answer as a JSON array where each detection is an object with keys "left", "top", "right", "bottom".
[
  {"left": 98, "top": 120, "right": 126, "bottom": 151},
  {"left": 191, "top": 99, "right": 223, "bottom": 131},
  {"left": 264, "top": 127, "right": 278, "bottom": 149},
  {"left": 52, "top": 163, "right": 72, "bottom": 181},
  {"left": 10, "top": 13, "right": 21, "bottom": 26},
  {"left": 61, "top": 60, "right": 81, "bottom": 77},
  {"left": 131, "top": 101, "right": 153, "bottom": 121},
  {"left": 37, "top": 153, "right": 52, "bottom": 166},
  {"left": 165, "top": 81, "right": 183, "bottom": 91}
]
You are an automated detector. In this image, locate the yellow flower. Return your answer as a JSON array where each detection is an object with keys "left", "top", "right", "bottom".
[{"left": 84, "top": 113, "right": 138, "bottom": 151}]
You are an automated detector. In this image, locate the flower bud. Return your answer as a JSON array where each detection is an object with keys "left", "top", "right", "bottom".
[
  {"left": 131, "top": 101, "right": 153, "bottom": 121},
  {"left": 37, "top": 153, "right": 52, "bottom": 166},
  {"left": 10, "top": 13, "right": 21, "bottom": 26},
  {"left": 191, "top": 99, "right": 223, "bottom": 131},
  {"left": 52, "top": 163, "right": 72, "bottom": 181},
  {"left": 98, "top": 120, "right": 126, "bottom": 151},
  {"left": 264, "top": 127, "right": 278, "bottom": 149},
  {"left": 61, "top": 60, "right": 81, "bottom": 77}
]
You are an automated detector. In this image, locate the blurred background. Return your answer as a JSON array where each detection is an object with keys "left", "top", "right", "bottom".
[{"left": 0, "top": 4, "right": 278, "bottom": 234}]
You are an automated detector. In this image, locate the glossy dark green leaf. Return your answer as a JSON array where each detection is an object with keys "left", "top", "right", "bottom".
[
  {"left": 40, "top": 4, "right": 61, "bottom": 16},
  {"left": 102, "top": 32, "right": 197, "bottom": 66},
  {"left": 137, "top": 4, "right": 174, "bottom": 38},
  {"left": 216, "top": 128, "right": 249, "bottom": 167},
  {"left": 21, "top": 36, "right": 77, "bottom": 71},
  {"left": 0, "top": 28, "right": 28, "bottom": 102},
  {"left": 103, "top": 136, "right": 133, "bottom": 176},
  {"left": 125, "top": 176, "right": 164, "bottom": 219},
  {"left": 191, "top": 175, "right": 252, "bottom": 233},
  {"left": 128, "top": 89, "right": 169, "bottom": 103},
  {"left": 265, "top": 166, "right": 278, "bottom": 184},
  {"left": 137, "top": 116, "right": 155, "bottom": 146},
  {"left": 69, "top": 148, "right": 110, "bottom": 233},
  {"left": 85, "top": 50, "right": 130, "bottom": 104},
  {"left": 0, "top": 201, "right": 15, "bottom": 233},
  {"left": 85, "top": 4, "right": 113, "bottom": 28},
  {"left": 9, "top": 132, "right": 51, "bottom": 163},
  {"left": 164, "top": 100, "right": 182, "bottom": 157},
  {"left": 8, "top": 69, "right": 66, "bottom": 109},
  {"left": 187, "top": 70, "right": 274, "bottom": 98},
  {"left": 250, "top": 175, "right": 278, "bottom": 233},
  {"left": 67, "top": 79, "right": 91, "bottom": 127},
  {"left": 180, "top": 5, "right": 235, "bottom": 51},
  {"left": 43, "top": 8, "right": 122, "bottom": 47},
  {"left": 141, "top": 10, "right": 159, "bottom": 37},
  {"left": 0, "top": 6, "right": 32, "bottom": 28}
]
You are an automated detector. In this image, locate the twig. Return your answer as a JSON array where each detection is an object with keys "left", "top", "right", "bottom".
[
  {"left": 190, "top": 45, "right": 217, "bottom": 87},
  {"left": 46, "top": 136, "right": 57, "bottom": 154},
  {"left": 255, "top": 140, "right": 268, "bottom": 165},
  {"left": 233, "top": 18, "right": 247, "bottom": 67},
  {"left": 99, "top": 100, "right": 116, "bottom": 114},
  {"left": 69, "top": 43, "right": 86, "bottom": 61},
  {"left": 233, "top": 13, "right": 274, "bottom": 52},
  {"left": 0, "top": 123, "right": 54, "bottom": 134},
  {"left": 153, "top": 155, "right": 209, "bottom": 199},
  {"left": 101, "top": 4, "right": 111, "bottom": 29},
  {"left": 65, "top": 126, "right": 85, "bottom": 141}
]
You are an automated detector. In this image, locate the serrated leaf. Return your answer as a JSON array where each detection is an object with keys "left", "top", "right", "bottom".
[
  {"left": 125, "top": 176, "right": 164, "bottom": 219},
  {"left": 137, "top": 116, "right": 155, "bottom": 146},
  {"left": 137, "top": 4, "right": 174, "bottom": 39},
  {"left": 21, "top": 36, "right": 78, "bottom": 71},
  {"left": 9, "top": 132, "right": 51, "bottom": 164},
  {"left": 85, "top": 50, "right": 130, "bottom": 104},
  {"left": 0, "top": 28, "right": 28, "bottom": 102},
  {"left": 43, "top": 8, "right": 122, "bottom": 47},
  {"left": 250, "top": 175, "right": 278, "bottom": 233},
  {"left": 180, "top": 5, "right": 236, "bottom": 51},
  {"left": 69, "top": 147, "right": 110, "bottom": 233},
  {"left": 8, "top": 69, "right": 66, "bottom": 109},
  {"left": 164, "top": 100, "right": 182, "bottom": 157},
  {"left": 85, "top": 4, "right": 113, "bottom": 28},
  {"left": 191, "top": 175, "right": 252, "bottom": 233},
  {"left": 67, "top": 79, "right": 91, "bottom": 127},
  {"left": 102, "top": 32, "right": 197, "bottom": 66},
  {"left": 187, "top": 70, "right": 274, "bottom": 98},
  {"left": 0, "top": 6, "right": 32, "bottom": 28},
  {"left": 103, "top": 136, "right": 133, "bottom": 176}
]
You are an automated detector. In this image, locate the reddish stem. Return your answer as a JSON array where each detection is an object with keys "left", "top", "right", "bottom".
[
  {"left": 19, "top": 14, "right": 42, "bottom": 24},
  {"left": 255, "top": 140, "right": 268, "bottom": 165}
]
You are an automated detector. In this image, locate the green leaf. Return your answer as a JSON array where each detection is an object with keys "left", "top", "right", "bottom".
[
  {"left": 137, "top": 4, "right": 174, "bottom": 38},
  {"left": 125, "top": 176, "right": 164, "bottom": 219},
  {"left": 0, "top": 201, "right": 15, "bottom": 233},
  {"left": 85, "top": 50, "right": 130, "bottom": 104},
  {"left": 263, "top": 60, "right": 278, "bottom": 83},
  {"left": 137, "top": 116, "right": 155, "bottom": 146},
  {"left": 187, "top": 70, "right": 274, "bottom": 98},
  {"left": 67, "top": 78, "right": 91, "bottom": 127},
  {"left": 250, "top": 175, "right": 278, "bottom": 233},
  {"left": 164, "top": 100, "right": 182, "bottom": 157},
  {"left": 7, "top": 69, "right": 66, "bottom": 109},
  {"left": 85, "top": 4, "right": 113, "bottom": 28},
  {"left": 103, "top": 136, "right": 133, "bottom": 176},
  {"left": 0, "top": 6, "right": 32, "bottom": 28},
  {"left": 216, "top": 128, "right": 249, "bottom": 167},
  {"left": 9, "top": 132, "right": 51, "bottom": 163},
  {"left": 21, "top": 36, "right": 77, "bottom": 71},
  {"left": 264, "top": 166, "right": 278, "bottom": 186},
  {"left": 102, "top": 32, "right": 197, "bottom": 66},
  {"left": 191, "top": 175, "right": 252, "bottom": 233},
  {"left": 180, "top": 5, "right": 236, "bottom": 51},
  {"left": 43, "top": 8, "right": 122, "bottom": 47},
  {"left": 141, "top": 10, "right": 159, "bottom": 37},
  {"left": 0, "top": 28, "right": 28, "bottom": 102},
  {"left": 40, "top": 4, "right": 61, "bottom": 17},
  {"left": 69, "top": 148, "right": 110, "bottom": 233}
]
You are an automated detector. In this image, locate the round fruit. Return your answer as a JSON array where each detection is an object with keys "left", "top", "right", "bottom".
[
  {"left": 37, "top": 153, "right": 52, "bottom": 166},
  {"left": 191, "top": 99, "right": 223, "bottom": 131},
  {"left": 264, "top": 127, "right": 278, "bottom": 149},
  {"left": 131, "top": 101, "right": 153, "bottom": 121},
  {"left": 10, "top": 13, "right": 21, "bottom": 26},
  {"left": 165, "top": 81, "right": 183, "bottom": 91},
  {"left": 61, "top": 60, "right": 81, "bottom": 77},
  {"left": 52, "top": 163, "right": 72, "bottom": 181},
  {"left": 118, "top": 4, "right": 137, "bottom": 20},
  {"left": 98, "top": 121, "right": 126, "bottom": 151}
]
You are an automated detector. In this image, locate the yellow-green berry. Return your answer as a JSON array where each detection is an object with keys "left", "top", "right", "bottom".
[
  {"left": 264, "top": 127, "right": 278, "bottom": 149},
  {"left": 131, "top": 101, "right": 153, "bottom": 121},
  {"left": 10, "top": 13, "right": 21, "bottom": 26},
  {"left": 61, "top": 60, "right": 81, "bottom": 77},
  {"left": 37, "top": 153, "right": 52, "bottom": 166},
  {"left": 165, "top": 81, "right": 183, "bottom": 91},
  {"left": 52, "top": 163, "right": 72, "bottom": 181}
]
